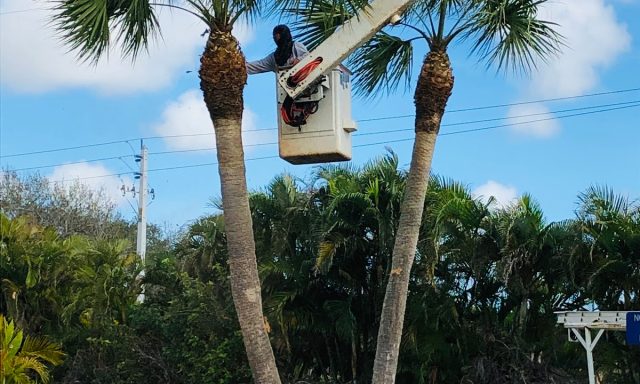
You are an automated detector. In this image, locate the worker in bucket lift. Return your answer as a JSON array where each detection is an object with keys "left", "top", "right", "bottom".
[{"left": 246, "top": 25, "right": 309, "bottom": 75}]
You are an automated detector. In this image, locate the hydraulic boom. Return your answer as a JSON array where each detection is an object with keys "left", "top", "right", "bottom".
[{"left": 278, "top": 0, "right": 414, "bottom": 99}]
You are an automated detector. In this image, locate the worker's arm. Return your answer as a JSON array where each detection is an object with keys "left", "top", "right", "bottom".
[{"left": 246, "top": 53, "right": 277, "bottom": 75}]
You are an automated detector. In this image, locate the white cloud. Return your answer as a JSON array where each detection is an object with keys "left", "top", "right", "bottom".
[
  {"left": 531, "top": 0, "right": 631, "bottom": 97},
  {"left": 152, "top": 90, "right": 215, "bottom": 151},
  {"left": 507, "top": 103, "right": 560, "bottom": 138},
  {"left": 152, "top": 89, "right": 272, "bottom": 153},
  {"left": 48, "top": 162, "right": 133, "bottom": 207},
  {"left": 473, "top": 181, "right": 519, "bottom": 209},
  {"left": 0, "top": 0, "right": 253, "bottom": 94}
]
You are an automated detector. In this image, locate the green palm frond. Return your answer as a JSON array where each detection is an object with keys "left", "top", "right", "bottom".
[
  {"left": 1, "top": 315, "right": 64, "bottom": 384},
  {"left": 348, "top": 31, "right": 414, "bottom": 98},
  {"left": 323, "top": 299, "right": 356, "bottom": 341},
  {"left": 53, "top": 0, "right": 160, "bottom": 63},
  {"left": 316, "top": 240, "right": 338, "bottom": 273},
  {"left": 118, "top": 0, "right": 160, "bottom": 58},
  {"left": 21, "top": 336, "right": 66, "bottom": 366},
  {"left": 14, "top": 356, "right": 50, "bottom": 383},
  {"left": 403, "top": 0, "right": 467, "bottom": 36},
  {"left": 578, "top": 185, "right": 633, "bottom": 218},
  {"left": 275, "top": 0, "right": 368, "bottom": 24},
  {"left": 288, "top": 0, "right": 354, "bottom": 49},
  {"left": 206, "top": 0, "right": 263, "bottom": 27},
  {"left": 463, "top": 0, "right": 562, "bottom": 73},
  {"left": 53, "top": 0, "right": 265, "bottom": 64}
]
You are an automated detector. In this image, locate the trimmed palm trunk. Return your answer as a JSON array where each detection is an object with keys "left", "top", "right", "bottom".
[
  {"left": 372, "top": 50, "right": 453, "bottom": 384},
  {"left": 200, "top": 31, "right": 281, "bottom": 384}
]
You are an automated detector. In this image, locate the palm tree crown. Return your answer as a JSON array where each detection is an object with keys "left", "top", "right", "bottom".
[
  {"left": 53, "top": 0, "right": 262, "bottom": 63},
  {"left": 289, "top": 0, "right": 561, "bottom": 97}
]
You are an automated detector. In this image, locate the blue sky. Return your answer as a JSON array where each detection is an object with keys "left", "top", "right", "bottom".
[{"left": 1, "top": 0, "right": 639, "bottom": 229}]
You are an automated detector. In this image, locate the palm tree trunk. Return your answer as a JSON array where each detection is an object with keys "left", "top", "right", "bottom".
[
  {"left": 200, "top": 31, "right": 281, "bottom": 384},
  {"left": 372, "top": 50, "right": 453, "bottom": 384}
]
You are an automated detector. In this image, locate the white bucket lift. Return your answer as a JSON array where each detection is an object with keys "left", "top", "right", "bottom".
[
  {"left": 270, "top": 0, "right": 413, "bottom": 165},
  {"left": 276, "top": 67, "right": 357, "bottom": 164}
]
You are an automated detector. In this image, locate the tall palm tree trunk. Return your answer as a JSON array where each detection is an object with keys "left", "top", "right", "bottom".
[
  {"left": 372, "top": 50, "right": 453, "bottom": 384},
  {"left": 200, "top": 31, "right": 281, "bottom": 384}
]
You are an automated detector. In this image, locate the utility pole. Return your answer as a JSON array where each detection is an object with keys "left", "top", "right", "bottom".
[{"left": 135, "top": 141, "right": 148, "bottom": 302}]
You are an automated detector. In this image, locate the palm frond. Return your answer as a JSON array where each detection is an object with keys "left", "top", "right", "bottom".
[
  {"left": 348, "top": 31, "right": 414, "bottom": 98},
  {"left": 273, "top": 0, "right": 369, "bottom": 21},
  {"left": 288, "top": 0, "right": 354, "bottom": 49},
  {"left": 578, "top": 184, "right": 631, "bottom": 218},
  {"left": 21, "top": 336, "right": 66, "bottom": 366},
  {"left": 53, "top": 0, "right": 160, "bottom": 63},
  {"left": 14, "top": 356, "right": 50, "bottom": 383},
  {"left": 463, "top": 0, "right": 562, "bottom": 74},
  {"left": 53, "top": 0, "right": 113, "bottom": 63},
  {"left": 117, "top": 0, "right": 160, "bottom": 59}
]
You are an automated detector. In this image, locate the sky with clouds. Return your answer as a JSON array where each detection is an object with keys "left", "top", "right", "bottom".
[{"left": 1, "top": 0, "right": 639, "bottom": 227}]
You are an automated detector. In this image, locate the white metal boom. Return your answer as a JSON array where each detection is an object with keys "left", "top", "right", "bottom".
[{"left": 278, "top": 0, "right": 414, "bottom": 99}]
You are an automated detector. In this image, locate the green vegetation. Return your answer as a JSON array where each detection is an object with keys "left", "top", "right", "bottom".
[
  {"left": 1, "top": 155, "right": 638, "bottom": 383},
  {"left": 1, "top": 314, "right": 65, "bottom": 384}
]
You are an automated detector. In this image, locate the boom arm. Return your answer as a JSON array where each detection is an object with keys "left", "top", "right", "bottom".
[{"left": 278, "top": 0, "right": 414, "bottom": 99}]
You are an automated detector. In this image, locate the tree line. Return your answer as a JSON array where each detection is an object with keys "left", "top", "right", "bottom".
[{"left": 2, "top": 155, "right": 638, "bottom": 383}]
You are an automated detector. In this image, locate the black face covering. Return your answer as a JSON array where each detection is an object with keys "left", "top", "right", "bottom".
[{"left": 273, "top": 25, "right": 294, "bottom": 67}]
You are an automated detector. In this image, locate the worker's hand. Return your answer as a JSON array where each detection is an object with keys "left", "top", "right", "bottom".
[{"left": 291, "top": 58, "right": 301, "bottom": 65}]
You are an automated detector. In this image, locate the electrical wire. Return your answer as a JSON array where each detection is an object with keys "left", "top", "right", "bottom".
[
  {"left": 14, "top": 101, "right": 640, "bottom": 172},
  {"left": 131, "top": 101, "right": 640, "bottom": 156},
  {"left": 356, "top": 100, "right": 640, "bottom": 138},
  {"left": 44, "top": 102, "right": 640, "bottom": 183},
  {"left": 3, "top": 87, "right": 638, "bottom": 159},
  {"left": 0, "top": 7, "right": 49, "bottom": 15},
  {"left": 1, "top": 139, "right": 131, "bottom": 159},
  {"left": 9, "top": 155, "right": 135, "bottom": 172},
  {"left": 357, "top": 87, "right": 640, "bottom": 121}
]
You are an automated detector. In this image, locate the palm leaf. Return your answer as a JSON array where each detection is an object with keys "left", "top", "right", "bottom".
[
  {"left": 463, "top": 0, "right": 562, "bottom": 73},
  {"left": 348, "top": 31, "right": 413, "bottom": 98},
  {"left": 53, "top": 0, "right": 160, "bottom": 63},
  {"left": 21, "top": 336, "right": 66, "bottom": 366},
  {"left": 288, "top": 0, "right": 353, "bottom": 50}
]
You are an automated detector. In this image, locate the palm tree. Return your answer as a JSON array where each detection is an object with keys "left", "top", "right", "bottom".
[
  {"left": 287, "top": 1, "right": 561, "bottom": 381},
  {"left": 0, "top": 214, "right": 81, "bottom": 334},
  {"left": 575, "top": 186, "right": 640, "bottom": 311},
  {"left": 493, "top": 195, "right": 555, "bottom": 335},
  {"left": 255, "top": 154, "right": 409, "bottom": 382},
  {"left": 0, "top": 314, "right": 65, "bottom": 384},
  {"left": 51, "top": 1, "right": 280, "bottom": 381},
  {"left": 62, "top": 239, "right": 143, "bottom": 328},
  {"left": 572, "top": 186, "right": 640, "bottom": 384},
  {"left": 174, "top": 214, "right": 228, "bottom": 282}
]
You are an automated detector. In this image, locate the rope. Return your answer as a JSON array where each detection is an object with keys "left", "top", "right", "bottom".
[{"left": 286, "top": 57, "right": 323, "bottom": 88}]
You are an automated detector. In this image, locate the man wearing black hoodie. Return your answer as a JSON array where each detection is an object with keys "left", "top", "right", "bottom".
[{"left": 246, "top": 25, "right": 309, "bottom": 75}]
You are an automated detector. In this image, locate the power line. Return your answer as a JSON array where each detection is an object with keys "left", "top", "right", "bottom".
[
  {"left": 12, "top": 101, "right": 640, "bottom": 171},
  {"left": 1, "top": 139, "right": 132, "bottom": 159},
  {"left": 138, "top": 98, "right": 640, "bottom": 148},
  {"left": 437, "top": 103, "right": 640, "bottom": 137},
  {"left": 358, "top": 87, "right": 640, "bottom": 121},
  {"left": 140, "top": 101, "right": 640, "bottom": 156},
  {"left": 0, "top": 7, "right": 48, "bottom": 15},
  {"left": 45, "top": 102, "right": 640, "bottom": 183},
  {"left": 356, "top": 100, "right": 640, "bottom": 138},
  {"left": 353, "top": 103, "right": 640, "bottom": 145},
  {"left": 9, "top": 155, "right": 135, "bottom": 172},
  {"left": 3, "top": 86, "right": 638, "bottom": 159}
]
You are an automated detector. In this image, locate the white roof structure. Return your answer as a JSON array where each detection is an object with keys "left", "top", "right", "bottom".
[
  {"left": 555, "top": 310, "right": 628, "bottom": 330},
  {"left": 555, "top": 311, "right": 630, "bottom": 384}
]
